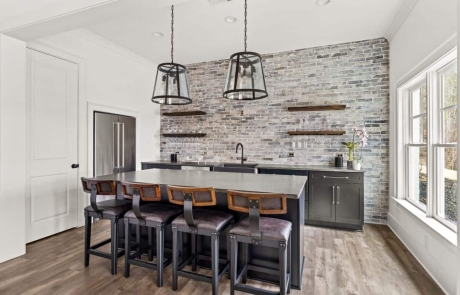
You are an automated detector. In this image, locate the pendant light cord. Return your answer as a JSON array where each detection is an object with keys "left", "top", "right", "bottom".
[
  {"left": 171, "top": 5, "right": 174, "bottom": 63},
  {"left": 244, "top": 0, "right": 247, "bottom": 52}
]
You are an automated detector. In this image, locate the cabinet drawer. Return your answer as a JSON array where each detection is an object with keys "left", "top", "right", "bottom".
[{"left": 310, "top": 171, "right": 363, "bottom": 183}]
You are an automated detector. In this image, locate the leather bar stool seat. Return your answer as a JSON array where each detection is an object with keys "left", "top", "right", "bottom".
[
  {"left": 84, "top": 199, "right": 132, "bottom": 217},
  {"left": 172, "top": 209, "right": 233, "bottom": 232},
  {"left": 124, "top": 203, "right": 182, "bottom": 224},
  {"left": 230, "top": 216, "right": 292, "bottom": 241}
]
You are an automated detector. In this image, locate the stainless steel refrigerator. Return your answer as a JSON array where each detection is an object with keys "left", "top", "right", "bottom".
[{"left": 93, "top": 112, "right": 136, "bottom": 176}]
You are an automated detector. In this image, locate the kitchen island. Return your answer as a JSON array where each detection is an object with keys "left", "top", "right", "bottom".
[
  {"left": 94, "top": 168, "right": 307, "bottom": 290},
  {"left": 142, "top": 161, "right": 365, "bottom": 231}
]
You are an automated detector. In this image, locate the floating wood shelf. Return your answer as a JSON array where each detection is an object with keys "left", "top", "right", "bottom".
[
  {"left": 287, "top": 105, "right": 346, "bottom": 112},
  {"left": 288, "top": 131, "right": 346, "bottom": 136},
  {"left": 162, "top": 133, "right": 206, "bottom": 138},
  {"left": 162, "top": 111, "right": 207, "bottom": 117}
]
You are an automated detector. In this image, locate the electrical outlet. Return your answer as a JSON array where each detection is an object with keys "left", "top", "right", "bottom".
[
  {"left": 288, "top": 152, "right": 295, "bottom": 158},
  {"left": 424, "top": 235, "right": 429, "bottom": 250},
  {"left": 203, "top": 151, "right": 207, "bottom": 155},
  {"left": 240, "top": 110, "right": 244, "bottom": 116}
]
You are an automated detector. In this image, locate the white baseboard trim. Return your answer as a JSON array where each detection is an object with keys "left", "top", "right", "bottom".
[{"left": 388, "top": 213, "right": 451, "bottom": 295}]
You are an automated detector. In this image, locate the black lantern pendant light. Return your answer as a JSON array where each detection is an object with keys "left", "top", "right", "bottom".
[
  {"left": 152, "top": 5, "right": 192, "bottom": 105},
  {"left": 223, "top": 0, "right": 268, "bottom": 100}
]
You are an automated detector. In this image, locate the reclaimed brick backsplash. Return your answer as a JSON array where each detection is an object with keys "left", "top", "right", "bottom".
[{"left": 160, "top": 38, "right": 390, "bottom": 224}]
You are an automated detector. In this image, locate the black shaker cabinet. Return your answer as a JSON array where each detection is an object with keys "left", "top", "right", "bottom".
[
  {"left": 307, "top": 171, "right": 364, "bottom": 230},
  {"left": 308, "top": 182, "right": 335, "bottom": 222}
]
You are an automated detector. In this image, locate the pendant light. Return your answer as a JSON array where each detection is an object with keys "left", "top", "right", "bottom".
[
  {"left": 223, "top": 0, "right": 268, "bottom": 100},
  {"left": 152, "top": 5, "right": 192, "bottom": 105}
]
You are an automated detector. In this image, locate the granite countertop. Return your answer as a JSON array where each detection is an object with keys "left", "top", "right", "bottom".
[
  {"left": 141, "top": 160, "right": 365, "bottom": 173},
  {"left": 94, "top": 169, "right": 307, "bottom": 199}
]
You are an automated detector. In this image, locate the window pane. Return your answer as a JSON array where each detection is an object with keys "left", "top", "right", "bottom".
[
  {"left": 408, "top": 146, "right": 427, "bottom": 211},
  {"left": 443, "top": 107, "right": 457, "bottom": 143},
  {"left": 442, "top": 68, "right": 457, "bottom": 108},
  {"left": 411, "top": 85, "right": 427, "bottom": 116},
  {"left": 436, "top": 147, "right": 457, "bottom": 227},
  {"left": 411, "top": 116, "right": 427, "bottom": 143}
]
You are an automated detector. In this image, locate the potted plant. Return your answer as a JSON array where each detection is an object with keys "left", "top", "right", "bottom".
[{"left": 342, "top": 127, "right": 369, "bottom": 170}]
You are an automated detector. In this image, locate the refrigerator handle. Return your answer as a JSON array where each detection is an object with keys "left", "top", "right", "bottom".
[
  {"left": 113, "top": 122, "right": 119, "bottom": 169},
  {"left": 121, "top": 122, "right": 125, "bottom": 168}
]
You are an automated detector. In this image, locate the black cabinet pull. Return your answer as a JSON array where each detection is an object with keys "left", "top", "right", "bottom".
[{"left": 71, "top": 164, "right": 79, "bottom": 169}]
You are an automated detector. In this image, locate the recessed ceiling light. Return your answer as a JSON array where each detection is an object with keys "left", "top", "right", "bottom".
[
  {"left": 316, "top": 0, "right": 331, "bottom": 6},
  {"left": 152, "top": 32, "right": 164, "bottom": 37},
  {"left": 224, "top": 16, "right": 237, "bottom": 23}
]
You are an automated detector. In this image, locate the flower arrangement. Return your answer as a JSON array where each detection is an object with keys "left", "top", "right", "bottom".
[{"left": 342, "top": 127, "right": 369, "bottom": 168}]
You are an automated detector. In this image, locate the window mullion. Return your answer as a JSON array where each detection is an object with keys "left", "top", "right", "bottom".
[{"left": 426, "top": 70, "right": 435, "bottom": 218}]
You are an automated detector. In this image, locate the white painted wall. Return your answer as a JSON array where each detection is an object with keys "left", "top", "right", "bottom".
[
  {"left": 389, "top": 0, "right": 457, "bottom": 294},
  {"left": 0, "top": 34, "right": 26, "bottom": 263},
  {"left": 30, "top": 29, "right": 161, "bottom": 227}
]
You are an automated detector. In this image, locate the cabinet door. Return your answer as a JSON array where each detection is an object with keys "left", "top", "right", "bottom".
[
  {"left": 308, "top": 181, "right": 335, "bottom": 222},
  {"left": 335, "top": 183, "right": 363, "bottom": 225}
]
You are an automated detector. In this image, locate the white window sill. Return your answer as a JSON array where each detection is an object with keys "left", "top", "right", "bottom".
[{"left": 392, "top": 197, "right": 457, "bottom": 247}]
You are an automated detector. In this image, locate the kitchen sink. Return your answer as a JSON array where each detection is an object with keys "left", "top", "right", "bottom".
[
  {"left": 222, "top": 163, "right": 258, "bottom": 168},
  {"left": 213, "top": 163, "right": 258, "bottom": 174}
]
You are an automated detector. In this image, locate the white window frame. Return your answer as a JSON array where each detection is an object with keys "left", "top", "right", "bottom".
[
  {"left": 405, "top": 79, "right": 429, "bottom": 212},
  {"left": 433, "top": 60, "right": 458, "bottom": 231},
  {"left": 398, "top": 49, "right": 458, "bottom": 233}
]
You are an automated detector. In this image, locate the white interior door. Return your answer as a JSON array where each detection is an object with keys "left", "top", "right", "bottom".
[{"left": 26, "top": 49, "right": 79, "bottom": 243}]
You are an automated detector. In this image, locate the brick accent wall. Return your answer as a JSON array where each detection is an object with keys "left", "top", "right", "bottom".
[{"left": 160, "top": 38, "right": 390, "bottom": 224}]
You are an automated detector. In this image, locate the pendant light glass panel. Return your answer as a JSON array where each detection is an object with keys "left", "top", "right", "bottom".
[
  {"left": 152, "top": 63, "right": 191, "bottom": 105},
  {"left": 224, "top": 52, "right": 268, "bottom": 100}
]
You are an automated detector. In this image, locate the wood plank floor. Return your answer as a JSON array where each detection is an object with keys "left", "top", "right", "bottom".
[{"left": 0, "top": 222, "right": 444, "bottom": 295}]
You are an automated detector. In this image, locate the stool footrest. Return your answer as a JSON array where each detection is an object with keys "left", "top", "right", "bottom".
[
  {"left": 127, "top": 248, "right": 172, "bottom": 269},
  {"left": 128, "top": 257, "right": 172, "bottom": 270},
  {"left": 88, "top": 249, "right": 124, "bottom": 259},
  {"left": 177, "top": 261, "right": 230, "bottom": 282},
  {"left": 248, "top": 264, "right": 280, "bottom": 276},
  {"left": 90, "top": 238, "right": 111, "bottom": 250},
  {"left": 178, "top": 270, "right": 213, "bottom": 283},
  {"left": 195, "top": 254, "right": 229, "bottom": 264}
]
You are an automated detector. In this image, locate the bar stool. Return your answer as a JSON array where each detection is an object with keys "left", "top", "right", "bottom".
[
  {"left": 168, "top": 186, "right": 234, "bottom": 295},
  {"left": 122, "top": 181, "right": 183, "bottom": 287},
  {"left": 227, "top": 190, "right": 292, "bottom": 295},
  {"left": 81, "top": 177, "right": 133, "bottom": 275}
]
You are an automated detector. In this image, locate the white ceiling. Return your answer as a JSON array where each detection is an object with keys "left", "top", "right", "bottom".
[
  {"left": 0, "top": 0, "right": 62, "bottom": 22},
  {"left": 82, "top": 0, "right": 406, "bottom": 65}
]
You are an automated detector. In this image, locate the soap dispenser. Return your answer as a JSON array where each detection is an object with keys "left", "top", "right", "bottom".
[{"left": 335, "top": 154, "right": 343, "bottom": 168}]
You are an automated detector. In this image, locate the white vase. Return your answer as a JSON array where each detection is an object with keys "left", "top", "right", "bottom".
[{"left": 352, "top": 160, "right": 361, "bottom": 170}]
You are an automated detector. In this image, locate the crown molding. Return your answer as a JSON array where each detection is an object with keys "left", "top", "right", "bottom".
[
  {"left": 70, "top": 28, "right": 157, "bottom": 69},
  {"left": 385, "top": 0, "right": 419, "bottom": 43}
]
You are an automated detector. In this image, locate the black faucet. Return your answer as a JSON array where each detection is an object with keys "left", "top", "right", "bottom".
[{"left": 236, "top": 143, "right": 244, "bottom": 164}]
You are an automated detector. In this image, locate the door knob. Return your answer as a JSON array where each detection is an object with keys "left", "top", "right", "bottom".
[{"left": 71, "top": 164, "right": 79, "bottom": 169}]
